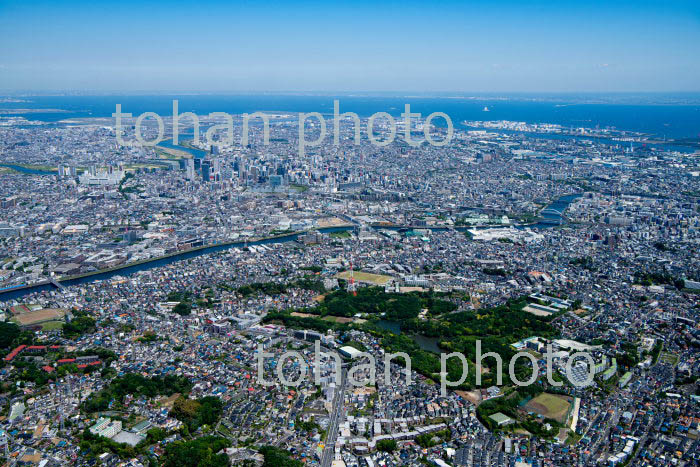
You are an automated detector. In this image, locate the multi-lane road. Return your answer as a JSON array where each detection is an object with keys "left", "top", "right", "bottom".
[{"left": 321, "top": 367, "right": 348, "bottom": 467}]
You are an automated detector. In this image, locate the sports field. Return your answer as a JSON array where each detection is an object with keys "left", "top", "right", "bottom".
[
  {"left": 659, "top": 352, "right": 680, "bottom": 366},
  {"left": 522, "top": 393, "right": 573, "bottom": 424},
  {"left": 290, "top": 312, "right": 365, "bottom": 324},
  {"left": 336, "top": 270, "right": 393, "bottom": 285},
  {"left": 12, "top": 308, "right": 67, "bottom": 326}
]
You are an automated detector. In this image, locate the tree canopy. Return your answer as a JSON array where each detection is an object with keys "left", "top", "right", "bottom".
[
  {"left": 83, "top": 373, "right": 192, "bottom": 412},
  {"left": 162, "top": 436, "right": 231, "bottom": 467}
]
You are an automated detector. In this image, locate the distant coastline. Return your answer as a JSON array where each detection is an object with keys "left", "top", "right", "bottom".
[{"left": 1, "top": 94, "right": 698, "bottom": 139}]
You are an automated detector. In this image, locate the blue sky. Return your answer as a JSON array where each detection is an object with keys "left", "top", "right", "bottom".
[{"left": 0, "top": 0, "right": 698, "bottom": 92}]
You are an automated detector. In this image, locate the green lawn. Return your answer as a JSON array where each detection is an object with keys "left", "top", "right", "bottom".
[
  {"left": 330, "top": 230, "right": 351, "bottom": 239},
  {"left": 41, "top": 320, "right": 64, "bottom": 331},
  {"left": 290, "top": 184, "right": 309, "bottom": 192}
]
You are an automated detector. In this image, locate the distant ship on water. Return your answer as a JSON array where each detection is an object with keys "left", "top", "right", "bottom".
[{"left": 482, "top": 106, "right": 490, "bottom": 112}]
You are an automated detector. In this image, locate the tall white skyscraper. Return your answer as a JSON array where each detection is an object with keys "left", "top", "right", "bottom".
[{"left": 186, "top": 158, "right": 195, "bottom": 181}]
